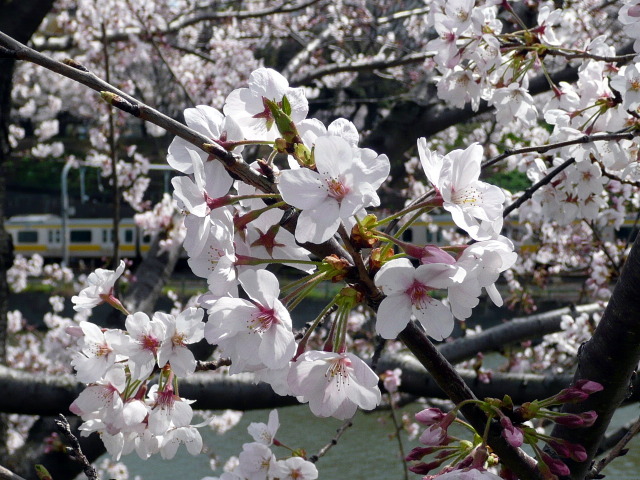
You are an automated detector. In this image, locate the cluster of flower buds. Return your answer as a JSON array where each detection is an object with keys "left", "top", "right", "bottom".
[{"left": 406, "top": 380, "right": 603, "bottom": 479}]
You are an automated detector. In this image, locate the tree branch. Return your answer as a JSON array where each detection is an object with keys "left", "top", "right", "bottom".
[
  {"left": 438, "top": 304, "right": 602, "bottom": 365},
  {"left": 0, "top": 31, "right": 274, "bottom": 195},
  {"left": 548, "top": 233, "right": 640, "bottom": 479},
  {"left": 398, "top": 322, "right": 543, "bottom": 480},
  {"left": 0, "top": 466, "right": 27, "bottom": 480},
  {"left": 290, "top": 52, "right": 430, "bottom": 86}
]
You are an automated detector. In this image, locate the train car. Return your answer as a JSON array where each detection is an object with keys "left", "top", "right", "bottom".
[{"left": 5, "top": 214, "right": 152, "bottom": 259}]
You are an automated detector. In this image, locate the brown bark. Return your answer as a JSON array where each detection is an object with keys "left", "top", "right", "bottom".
[
  {"left": 0, "top": 0, "right": 58, "bottom": 466},
  {"left": 548, "top": 233, "right": 640, "bottom": 479}
]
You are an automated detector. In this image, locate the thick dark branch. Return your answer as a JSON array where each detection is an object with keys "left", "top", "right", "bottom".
[
  {"left": 398, "top": 322, "right": 543, "bottom": 480},
  {"left": 290, "top": 52, "right": 429, "bottom": 86},
  {"left": 438, "top": 304, "right": 602, "bottom": 365},
  {"left": 0, "top": 31, "right": 275, "bottom": 195},
  {"left": 0, "top": 365, "right": 299, "bottom": 415},
  {"left": 31, "top": 0, "right": 324, "bottom": 51},
  {"left": 0, "top": 466, "right": 26, "bottom": 480},
  {"left": 549, "top": 233, "right": 640, "bottom": 479}
]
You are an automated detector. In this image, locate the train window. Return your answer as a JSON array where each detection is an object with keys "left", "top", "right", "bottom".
[
  {"left": 616, "top": 226, "right": 638, "bottom": 243},
  {"left": 426, "top": 230, "right": 442, "bottom": 244},
  {"left": 402, "top": 229, "right": 413, "bottom": 242},
  {"left": 48, "top": 230, "right": 61, "bottom": 244},
  {"left": 17, "top": 231, "right": 38, "bottom": 243},
  {"left": 102, "top": 229, "right": 114, "bottom": 243},
  {"left": 70, "top": 230, "right": 92, "bottom": 243},
  {"left": 123, "top": 229, "right": 134, "bottom": 243},
  {"left": 142, "top": 234, "right": 152, "bottom": 244}
]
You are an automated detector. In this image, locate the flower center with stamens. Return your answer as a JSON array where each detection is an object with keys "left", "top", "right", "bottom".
[
  {"left": 171, "top": 332, "right": 187, "bottom": 347},
  {"left": 141, "top": 334, "right": 161, "bottom": 353},
  {"left": 325, "top": 356, "right": 351, "bottom": 389},
  {"left": 326, "top": 178, "right": 349, "bottom": 200},
  {"left": 405, "top": 280, "right": 431, "bottom": 310},
  {"left": 451, "top": 186, "right": 481, "bottom": 206},
  {"left": 249, "top": 306, "right": 279, "bottom": 333},
  {"left": 155, "top": 388, "right": 177, "bottom": 410},
  {"left": 91, "top": 342, "right": 113, "bottom": 357}
]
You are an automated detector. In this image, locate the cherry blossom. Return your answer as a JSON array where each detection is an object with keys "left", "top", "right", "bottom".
[
  {"left": 123, "top": 312, "right": 166, "bottom": 380},
  {"left": 224, "top": 67, "right": 308, "bottom": 141},
  {"left": 167, "top": 105, "right": 243, "bottom": 174},
  {"left": 448, "top": 237, "right": 517, "bottom": 320},
  {"left": 279, "top": 135, "right": 389, "bottom": 244},
  {"left": 156, "top": 307, "right": 205, "bottom": 377},
  {"left": 269, "top": 457, "right": 318, "bottom": 480},
  {"left": 71, "top": 260, "right": 126, "bottom": 311},
  {"left": 205, "top": 269, "right": 296, "bottom": 373},
  {"left": 374, "top": 258, "right": 463, "bottom": 340},
  {"left": 287, "top": 350, "right": 381, "bottom": 419},
  {"left": 419, "top": 140, "right": 505, "bottom": 241},
  {"left": 247, "top": 409, "right": 279, "bottom": 446},
  {"left": 610, "top": 63, "right": 640, "bottom": 111},
  {"left": 70, "top": 321, "right": 127, "bottom": 383}
]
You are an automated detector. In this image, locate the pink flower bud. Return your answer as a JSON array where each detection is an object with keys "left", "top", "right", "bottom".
[
  {"left": 405, "top": 446, "right": 434, "bottom": 461},
  {"left": 541, "top": 453, "right": 570, "bottom": 476},
  {"left": 574, "top": 380, "right": 604, "bottom": 394},
  {"left": 419, "top": 425, "right": 447, "bottom": 446},
  {"left": 554, "top": 410, "right": 597, "bottom": 428},
  {"left": 408, "top": 460, "right": 442, "bottom": 475},
  {"left": 415, "top": 408, "right": 445, "bottom": 426},
  {"left": 500, "top": 416, "right": 524, "bottom": 447},
  {"left": 548, "top": 439, "right": 588, "bottom": 462},
  {"left": 555, "top": 380, "right": 603, "bottom": 403}
]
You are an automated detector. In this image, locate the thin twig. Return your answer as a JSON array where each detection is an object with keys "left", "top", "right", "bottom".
[
  {"left": 482, "top": 131, "right": 636, "bottom": 170},
  {"left": 545, "top": 49, "right": 636, "bottom": 63},
  {"left": 195, "top": 357, "right": 232, "bottom": 372},
  {"left": 588, "top": 415, "right": 640, "bottom": 479},
  {"left": 54, "top": 414, "right": 99, "bottom": 480},
  {"left": 503, "top": 157, "right": 576, "bottom": 218},
  {"left": 308, "top": 419, "right": 354, "bottom": 463},
  {"left": 387, "top": 393, "right": 409, "bottom": 480}
]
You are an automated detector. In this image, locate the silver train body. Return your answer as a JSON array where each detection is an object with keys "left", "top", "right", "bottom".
[{"left": 6, "top": 214, "right": 152, "bottom": 259}]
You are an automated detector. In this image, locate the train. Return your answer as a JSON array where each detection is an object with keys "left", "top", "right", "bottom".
[
  {"left": 5, "top": 212, "right": 638, "bottom": 262},
  {"left": 5, "top": 214, "right": 152, "bottom": 260}
]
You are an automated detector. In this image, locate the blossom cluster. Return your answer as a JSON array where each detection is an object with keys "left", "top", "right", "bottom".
[
  {"left": 204, "top": 410, "right": 319, "bottom": 480},
  {"left": 64, "top": 66, "right": 522, "bottom": 466},
  {"left": 55, "top": 11, "right": 640, "bottom": 470},
  {"left": 69, "top": 266, "right": 206, "bottom": 459}
]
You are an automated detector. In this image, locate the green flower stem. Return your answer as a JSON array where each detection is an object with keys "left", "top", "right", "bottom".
[
  {"left": 297, "top": 296, "right": 340, "bottom": 350},
  {"left": 281, "top": 273, "right": 327, "bottom": 309},
  {"left": 224, "top": 139, "right": 275, "bottom": 149}
]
